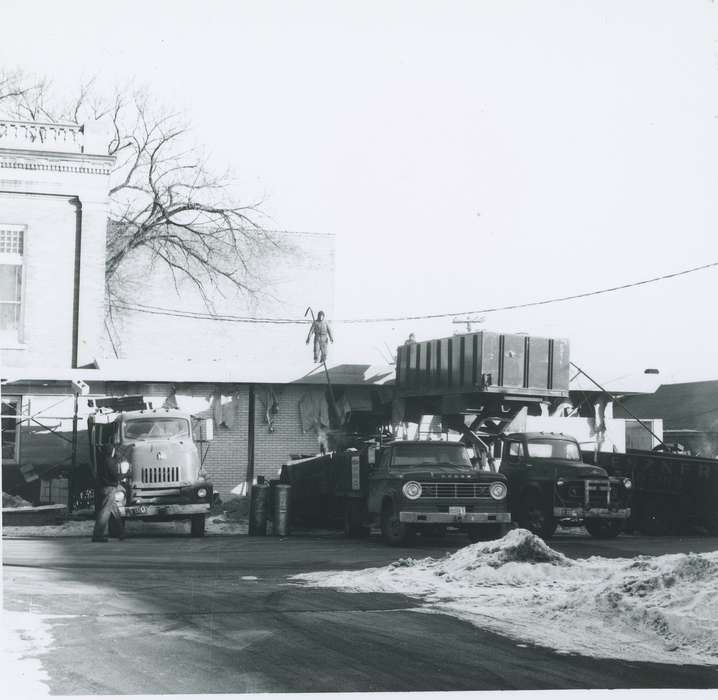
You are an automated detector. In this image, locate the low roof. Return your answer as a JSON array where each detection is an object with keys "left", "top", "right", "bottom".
[
  {"left": 1, "top": 359, "right": 396, "bottom": 387},
  {"left": 616, "top": 380, "right": 718, "bottom": 430}
]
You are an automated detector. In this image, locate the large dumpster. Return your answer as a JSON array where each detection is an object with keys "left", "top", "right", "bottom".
[
  {"left": 586, "top": 449, "right": 718, "bottom": 535},
  {"left": 396, "top": 330, "right": 570, "bottom": 399}
]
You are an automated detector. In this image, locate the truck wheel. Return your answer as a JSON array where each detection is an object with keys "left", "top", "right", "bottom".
[
  {"left": 585, "top": 518, "right": 622, "bottom": 539},
  {"left": 344, "top": 500, "right": 370, "bottom": 538},
  {"left": 519, "top": 491, "right": 557, "bottom": 539},
  {"left": 190, "top": 514, "right": 206, "bottom": 537},
  {"left": 466, "top": 524, "right": 504, "bottom": 543},
  {"left": 381, "top": 504, "right": 415, "bottom": 546}
]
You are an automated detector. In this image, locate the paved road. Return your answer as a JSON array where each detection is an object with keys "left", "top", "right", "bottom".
[{"left": 4, "top": 530, "right": 718, "bottom": 694}]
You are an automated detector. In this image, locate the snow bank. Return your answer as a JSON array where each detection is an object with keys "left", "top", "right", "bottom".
[
  {"left": 2, "top": 515, "right": 247, "bottom": 538},
  {"left": 1, "top": 610, "right": 61, "bottom": 697},
  {"left": 293, "top": 528, "right": 718, "bottom": 666}
]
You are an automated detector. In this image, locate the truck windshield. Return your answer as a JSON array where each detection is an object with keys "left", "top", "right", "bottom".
[
  {"left": 526, "top": 438, "right": 580, "bottom": 460},
  {"left": 124, "top": 418, "right": 190, "bottom": 440},
  {"left": 391, "top": 444, "right": 472, "bottom": 468}
]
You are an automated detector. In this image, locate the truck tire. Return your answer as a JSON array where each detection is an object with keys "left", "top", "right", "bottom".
[
  {"left": 585, "top": 518, "right": 622, "bottom": 539},
  {"left": 519, "top": 490, "right": 557, "bottom": 539},
  {"left": 380, "top": 503, "right": 415, "bottom": 546},
  {"left": 190, "top": 514, "right": 206, "bottom": 537},
  {"left": 344, "top": 500, "right": 370, "bottom": 538},
  {"left": 466, "top": 524, "right": 504, "bottom": 543}
]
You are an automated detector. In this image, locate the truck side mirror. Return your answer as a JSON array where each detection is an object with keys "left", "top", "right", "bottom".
[{"left": 198, "top": 418, "right": 214, "bottom": 442}]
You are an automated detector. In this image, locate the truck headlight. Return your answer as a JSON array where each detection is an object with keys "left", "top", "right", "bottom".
[
  {"left": 113, "top": 489, "right": 126, "bottom": 505},
  {"left": 489, "top": 482, "right": 507, "bottom": 500},
  {"left": 623, "top": 478, "right": 633, "bottom": 490},
  {"left": 197, "top": 487, "right": 208, "bottom": 498},
  {"left": 402, "top": 481, "right": 422, "bottom": 500},
  {"left": 119, "top": 460, "right": 131, "bottom": 475},
  {"left": 556, "top": 478, "right": 566, "bottom": 487}
]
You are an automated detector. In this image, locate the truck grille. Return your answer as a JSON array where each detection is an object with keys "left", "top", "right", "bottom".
[
  {"left": 587, "top": 480, "right": 610, "bottom": 508},
  {"left": 419, "top": 482, "right": 491, "bottom": 499},
  {"left": 141, "top": 466, "right": 180, "bottom": 484}
]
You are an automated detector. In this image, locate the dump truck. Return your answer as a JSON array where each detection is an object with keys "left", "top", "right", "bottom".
[
  {"left": 88, "top": 398, "right": 214, "bottom": 537},
  {"left": 280, "top": 439, "right": 511, "bottom": 546},
  {"left": 496, "top": 431, "right": 632, "bottom": 538}
]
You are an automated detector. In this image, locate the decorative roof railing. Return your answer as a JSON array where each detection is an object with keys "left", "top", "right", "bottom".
[{"left": 0, "top": 119, "right": 84, "bottom": 153}]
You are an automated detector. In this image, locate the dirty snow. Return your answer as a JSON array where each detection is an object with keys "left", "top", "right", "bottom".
[
  {"left": 2, "top": 515, "right": 247, "bottom": 538},
  {"left": 293, "top": 528, "right": 718, "bottom": 666}
]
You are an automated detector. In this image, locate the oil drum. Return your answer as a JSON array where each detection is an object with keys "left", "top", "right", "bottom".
[
  {"left": 248, "top": 482, "right": 270, "bottom": 536},
  {"left": 273, "top": 484, "right": 292, "bottom": 537}
]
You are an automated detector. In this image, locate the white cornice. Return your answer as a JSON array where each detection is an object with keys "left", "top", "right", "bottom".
[{"left": 0, "top": 148, "right": 115, "bottom": 176}]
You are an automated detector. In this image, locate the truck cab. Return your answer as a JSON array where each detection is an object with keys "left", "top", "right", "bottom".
[
  {"left": 499, "top": 432, "right": 631, "bottom": 538},
  {"left": 88, "top": 407, "right": 213, "bottom": 537},
  {"left": 366, "top": 440, "right": 511, "bottom": 545}
]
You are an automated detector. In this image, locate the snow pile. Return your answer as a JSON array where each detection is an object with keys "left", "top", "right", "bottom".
[
  {"left": 294, "top": 528, "right": 718, "bottom": 666},
  {"left": 3, "top": 515, "right": 247, "bottom": 537},
  {"left": 2, "top": 492, "right": 33, "bottom": 508},
  {"left": 1, "top": 610, "right": 59, "bottom": 697}
]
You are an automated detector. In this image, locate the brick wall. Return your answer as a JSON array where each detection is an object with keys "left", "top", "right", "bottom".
[
  {"left": 201, "top": 390, "right": 249, "bottom": 494},
  {"left": 253, "top": 385, "right": 326, "bottom": 483},
  {"left": 201, "top": 384, "right": 330, "bottom": 495}
]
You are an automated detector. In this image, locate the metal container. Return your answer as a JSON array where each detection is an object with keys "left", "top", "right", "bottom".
[
  {"left": 248, "top": 482, "right": 270, "bottom": 536},
  {"left": 273, "top": 484, "right": 292, "bottom": 537},
  {"left": 396, "top": 330, "right": 570, "bottom": 399}
]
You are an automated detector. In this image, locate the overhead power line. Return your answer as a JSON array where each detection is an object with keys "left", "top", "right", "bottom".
[{"left": 112, "top": 259, "right": 718, "bottom": 325}]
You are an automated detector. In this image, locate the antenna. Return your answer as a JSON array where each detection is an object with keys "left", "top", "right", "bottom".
[{"left": 452, "top": 314, "right": 486, "bottom": 333}]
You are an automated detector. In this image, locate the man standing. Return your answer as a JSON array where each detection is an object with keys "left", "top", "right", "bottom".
[
  {"left": 306, "top": 310, "right": 334, "bottom": 364},
  {"left": 92, "top": 445, "right": 126, "bottom": 542}
]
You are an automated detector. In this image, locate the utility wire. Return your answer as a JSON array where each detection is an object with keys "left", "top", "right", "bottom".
[{"left": 112, "top": 259, "right": 718, "bottom": 325}]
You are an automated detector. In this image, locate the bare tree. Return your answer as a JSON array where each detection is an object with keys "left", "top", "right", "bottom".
[{"left": 0, "top": 70, "right": 276, "bottom": 312}]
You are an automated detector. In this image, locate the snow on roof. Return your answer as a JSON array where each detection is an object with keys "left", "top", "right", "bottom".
[{"left": 1, "top": 358, "right": 396, "bottom": 387}]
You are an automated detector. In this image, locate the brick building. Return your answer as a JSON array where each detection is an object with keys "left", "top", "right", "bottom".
[
  {"left": 0, "top": 118, "right": 391, "bottom": 505},
  {"left": 0, "top": 119, "right": 114, "bottom": 369}
]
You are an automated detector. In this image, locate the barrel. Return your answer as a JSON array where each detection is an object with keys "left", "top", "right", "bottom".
[
  {"left": 248, "top": 482, "right": 270, "bottom": 536},
  {"left": 273, "top": 484, "right": 292, "bottom": 537}
]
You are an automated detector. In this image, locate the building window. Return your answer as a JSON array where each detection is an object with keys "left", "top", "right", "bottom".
[
  {"left": 1, "top": 395, "right": 21, "bottom": 462},
  {"left": 0, "top": 226, "right": 25, "bottom": 345}
]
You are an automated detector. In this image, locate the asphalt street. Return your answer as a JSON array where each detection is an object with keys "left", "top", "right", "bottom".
[{"left": 4, "top": 529, "right": 718, "bottom": 694}]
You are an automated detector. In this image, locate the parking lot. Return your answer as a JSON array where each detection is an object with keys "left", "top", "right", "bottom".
[{"left": 4, "top": 529, "right": 718, "bottom": 695}]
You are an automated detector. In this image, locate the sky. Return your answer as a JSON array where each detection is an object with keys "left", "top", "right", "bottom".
[{"left": 3, "top": 0, "right": 718, "bottom": 384}]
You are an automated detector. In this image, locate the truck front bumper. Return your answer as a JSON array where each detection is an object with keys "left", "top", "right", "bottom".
[
  {"left": 119, "top": 503, "right": 210, "bottom": 518},
  {"left": 399, "top": 511, "right": 512, "bottom": 525},
  {"left": 553, "top": 507, "right": 631, "bottom": 520}
]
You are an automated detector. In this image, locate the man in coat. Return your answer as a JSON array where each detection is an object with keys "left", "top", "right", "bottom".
[
  {"left": 92, "top": 445, "right": 126, "bottom": 542},
  {"left": 306, "top": 310, "right": 334, "bottom": 363}
]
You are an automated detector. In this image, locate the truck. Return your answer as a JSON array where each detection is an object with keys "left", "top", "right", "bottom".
[
  {"left": 586, "top": 448, "right": 718, "bottom": 535},
  {"left": 496, "top": 431, "right": 632, "bottom": 538},
  {"left": 280, "top": 439, "right": 512, "bottom": 546},
  {"left": 88, "top": 401, "right": 214, "bottom": 537}
]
